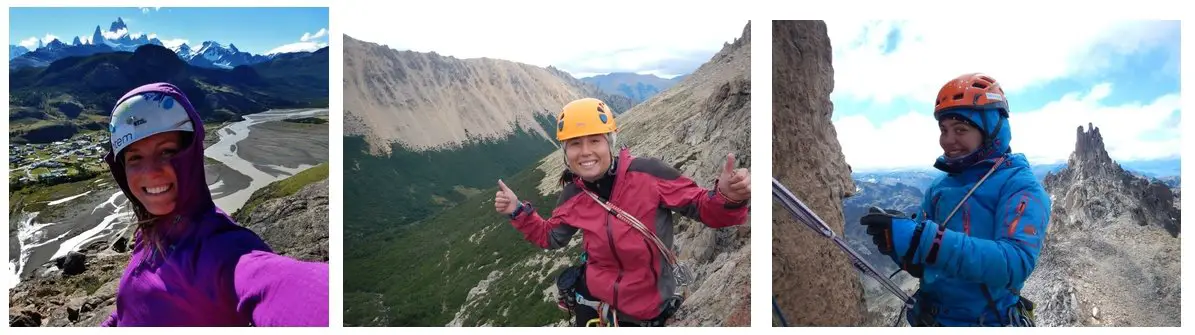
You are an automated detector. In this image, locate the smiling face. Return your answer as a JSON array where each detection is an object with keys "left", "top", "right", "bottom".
[
  {"left": 939, "top": 118, "right": 984, "bottom": 159},
  {"left": 123, "top": 131, "right": 185, "bottom": 216},
  {"left": 564, "top": 134, "right": 612, "bottom": 181}
]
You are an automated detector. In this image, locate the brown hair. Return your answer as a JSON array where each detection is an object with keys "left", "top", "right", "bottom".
[{"left": 116, "top": 131, "right": 195, "bottom": 260}]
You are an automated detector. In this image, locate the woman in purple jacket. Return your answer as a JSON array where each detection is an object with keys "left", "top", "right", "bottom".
[{"left": 100, "top": 83, "right": 328, "bottom": 326}]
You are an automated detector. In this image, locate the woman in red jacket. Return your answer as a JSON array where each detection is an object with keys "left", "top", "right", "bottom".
[{"left": 494, "top": 98, "right": 750, "bottom": 326}]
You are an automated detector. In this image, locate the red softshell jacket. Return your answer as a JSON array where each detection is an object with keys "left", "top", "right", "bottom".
[{"left": 511, "top": 148, "right": 749, "bottom": 320}]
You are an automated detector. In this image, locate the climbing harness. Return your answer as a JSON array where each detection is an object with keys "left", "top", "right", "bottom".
[
  {"left": 772, "top": 177, "right": 915, "bottom": 326},
  {"left": 555, "top": 183, "right": 691, "bottom": 327},
  {"left": 556, "top": 263, "right": 680, "bottom": 327}
]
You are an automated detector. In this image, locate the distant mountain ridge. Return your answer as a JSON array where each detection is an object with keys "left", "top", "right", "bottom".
[
  {"left": 581, "top": 72, "right": 682, "bottom": 105},
  {"left": 342, "top": 34, "right": 631, "bottom": 155},
  {"left": 9, "top": 44, "right": 329, "bottom": 143},
  {"left": 10, "top": 17, "right": 313, "bottom": 70}
]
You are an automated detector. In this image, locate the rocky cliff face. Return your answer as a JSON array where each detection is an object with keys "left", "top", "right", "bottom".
[
  {"left": 525, "top": 22, "right": 753, "bottom": 326},
  {"left": 771, "top": 20, "right": 864, "bottom": 326},
  {"left": 236, "top": 179, "right": 330, "bottom": 262},
  {"left": 1023, "top": 123, "right": 1181, "bottom": 326},
  {"left": 9, "top": 239, "right": 129, "bottom": 327},
  {"left": 342, "top": 35, "right": 630, "bottom": 155}
]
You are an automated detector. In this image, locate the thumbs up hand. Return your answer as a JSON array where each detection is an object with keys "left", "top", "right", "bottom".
[
  {"left": 716, "top": 153, "right": 750, "bottom": 202},
  {"left": 495, "top": 179, "right": 521, "bottom": 215}
]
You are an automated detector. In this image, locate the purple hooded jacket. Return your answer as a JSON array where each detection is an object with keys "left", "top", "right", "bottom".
[{"left": 100, "top": 83, "right": 329, "bottom": 326}]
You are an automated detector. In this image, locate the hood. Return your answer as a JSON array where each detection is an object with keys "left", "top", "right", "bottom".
[
  {"left": 934, "top": 107, "right": 1012, "bottom": 174},
  {"left": 104, "top": 82, "right": 213, "bottom": 237}
]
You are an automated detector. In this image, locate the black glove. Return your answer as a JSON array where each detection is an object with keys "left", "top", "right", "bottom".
[
  {"left": 860, "top": 207, "right": 927, "bottom": 277},
  {"left": 860, "top": 207, "right": 905, "bottom": 256}
]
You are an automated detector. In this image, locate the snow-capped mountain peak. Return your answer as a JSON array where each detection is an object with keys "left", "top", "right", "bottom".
[
  {"left": 109, "top": 17, "right": 127, "bottom": 33},
  {"left": 13, "top": 17, "right": 281, "bottom": 70},
  {"left": 44, "top": 39, "right": 67, "bottom": 51}
]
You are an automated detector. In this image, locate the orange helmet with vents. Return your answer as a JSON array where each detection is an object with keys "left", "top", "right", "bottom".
[
  {"left": 556, "top": 98, "right": 617, "bottom": 141},
  {"left": 934, "top": 73, "right": 1009, "bottom": 119}
]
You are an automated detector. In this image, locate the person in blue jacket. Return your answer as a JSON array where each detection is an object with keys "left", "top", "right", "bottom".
[{"left": 860, "top": 73, "right": 1050, "bottom": 327}]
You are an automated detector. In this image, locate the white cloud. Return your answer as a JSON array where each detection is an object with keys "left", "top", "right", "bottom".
[
  {"left": 301, "top": 28, "right": 327, "bottom": 42},
  {"left": 139, "top": 7, "right": 161, "bottom": 14},
  {"left": 266, "top": 41, "right": 327, "bottom": 55},
  {"left": 18, "top": 37, "right": 39, "bottom": 48},
  {"left": 42, "top": 34, "right": 60, "bottom": 44},
  {"left": 1011, "top": 85, "right": 1180, "bottom": 166},
  {"left": 341, "top": 4, "right": 745, "bottom": 77},
  {"left": 836, "top": 84, "right": 1181, "bottom": 171},
  {"left": 160, "top": 38, "right": 189, "bottom": 50},
  {"left": 75, "top": 36, "right": 91, "bottom": 45},
  {"left": 827, "top": 20, "right": 1177, "bottom": 105},
  {"left": 835, "top": 109, "right": 941, "bottom": 172},
  {"left": 102, "top": 28, "right": 128, "bottom": 40}
]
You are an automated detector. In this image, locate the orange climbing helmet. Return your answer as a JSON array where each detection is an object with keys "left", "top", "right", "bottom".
[
  {"left": 556, "top": 98, "right": 617, "bottom": 142},
  {"left": 934, "top": 73, "right": 1009, "bottom": 119}
]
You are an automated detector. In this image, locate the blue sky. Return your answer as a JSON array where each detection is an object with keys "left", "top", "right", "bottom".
[
  {"left": 10, "top": 7, "right": 328, "bottom": 55},
  {"left": 828, "top": 20, "right": 1181, "bottom": 172}
]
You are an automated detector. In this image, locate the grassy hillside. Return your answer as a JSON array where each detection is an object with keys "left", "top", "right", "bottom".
[
  {"left": 343, "top": 160, "right": 578, "bottom": 326},
  {"left": 342, "top": 114, "right": 557, "bottom": 238},
  {"left": 232, "top": 162, "right": 329, "bottom": 221},
  {"left": 343, "top": 113, "right": 578, "bottom": 326}
]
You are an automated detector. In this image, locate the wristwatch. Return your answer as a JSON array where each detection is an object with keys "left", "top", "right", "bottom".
[{"left": 509, "top": 201, "right": 528, "bottom": 219}]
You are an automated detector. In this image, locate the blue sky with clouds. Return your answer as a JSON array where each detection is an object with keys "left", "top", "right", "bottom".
[
  {"left": 828, "top": 20, "right": 1181, "bottom": 172},
  {"left": 10, "top": 7, "right": 328, "bottom": 55}
]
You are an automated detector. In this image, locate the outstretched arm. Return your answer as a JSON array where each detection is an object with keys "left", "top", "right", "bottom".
[
  {"left": 920, "top": 185, "right": 1050, "bottom": 288},
  {"left": 510, "top": 202, "right": 580, "bottom": 249},
  {"left": 498, "top": 178, "right": 579, "bottom": 249},
  {"left": 232, "top": 250, "right": 330, "bottom": 327},
  {"left": 656, "top": 155, "right": 750, "bottom": 228}
]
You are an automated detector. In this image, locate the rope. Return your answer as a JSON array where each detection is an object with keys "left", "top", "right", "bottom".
[{"left": 581, "top": 189, "right": 692, "bottom": 287}]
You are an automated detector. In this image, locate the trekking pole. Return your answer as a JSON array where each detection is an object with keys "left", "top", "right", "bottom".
[{"left": 772, "top": 177, "right": 915, "bottom": 311}]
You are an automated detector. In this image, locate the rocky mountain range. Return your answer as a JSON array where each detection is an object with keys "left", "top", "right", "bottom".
[
  {"left": 1022, "top": 123, "right": 1181, "bottom": 326},
  {"left": 580, "top": 72, "right": 682, "bottom": 105},
  {"left": 11, "top": 45, "right": 31, "bottom": 60},
  {"left": 11, "top": 17, "right": 294, "bottom": 70},
  {"left": 9, "top": 43, "right": 329, "bottom": 144},
  {"left": 342, "top": 34, "right": 631, "bottom": 155},
  {"left": 342, "top": 21, "right": 751, "bottom": 326}
]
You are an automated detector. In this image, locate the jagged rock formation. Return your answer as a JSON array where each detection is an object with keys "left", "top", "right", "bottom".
[
  {"left": 1024, "top": 123, "right": 1181, "bottom": 326},
  {"left": 771, "top": 20, "right": 865, "bottom": 326},
  {"left": 342, "top": 35, "right": 631, "bottom": 155}
]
